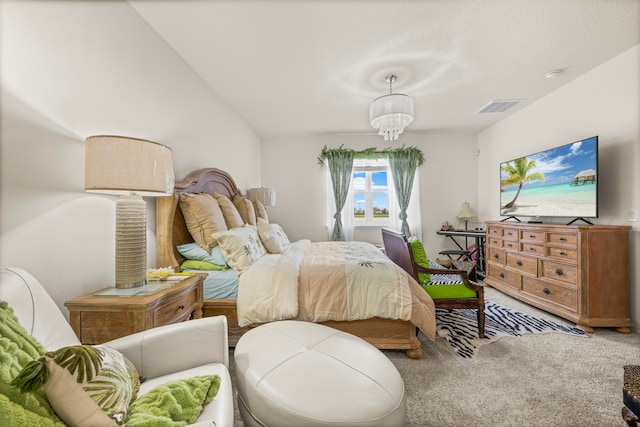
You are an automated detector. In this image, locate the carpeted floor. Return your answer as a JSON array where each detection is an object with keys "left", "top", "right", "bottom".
[{"left": 230, "top": 287, "right": 640, "bottom": 426}]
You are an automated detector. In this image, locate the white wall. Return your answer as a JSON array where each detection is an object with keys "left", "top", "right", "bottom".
[
  {"left": 261, "top": 133, "right": 478, "bottom": 257},
  {"left": 0, "top": 1, "right": 261, "bottom": 317},
  {"left": 477, "top": 44, "right": 640, "bottom": 330}
]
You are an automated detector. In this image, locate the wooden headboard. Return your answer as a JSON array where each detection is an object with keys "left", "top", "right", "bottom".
[{"left": 156, "top": 167, "right": 242, "bottom": 270}]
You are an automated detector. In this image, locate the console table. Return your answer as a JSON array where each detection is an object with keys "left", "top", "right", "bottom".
[{"left": 483, "top": 221, "right": 631, "bottom": 333}]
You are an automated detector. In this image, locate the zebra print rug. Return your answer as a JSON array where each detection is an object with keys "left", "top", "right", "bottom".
[{"left": 436, "top": 299, "right": 590, "bottom": 359}]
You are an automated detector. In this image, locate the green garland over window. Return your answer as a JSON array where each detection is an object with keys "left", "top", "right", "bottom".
[{"left": 317, "top": 145, "right": 425, "bottom": 166}]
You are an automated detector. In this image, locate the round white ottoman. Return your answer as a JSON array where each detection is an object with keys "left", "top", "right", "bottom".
[{"left": 234, "top": 320, "right": 406, "bottom": 427}]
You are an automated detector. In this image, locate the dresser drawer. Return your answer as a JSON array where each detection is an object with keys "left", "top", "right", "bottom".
[
  {"left": 487, "top": 264, "right": 521, "bottom": 290},
  {"left": 521, "top": 243, "right": 544, "bottom": 256},
  {"left": 503, "top": 228, "right": 518, "bottom": 242},
  {"left": 540, "top": 260, "right": 577, "bottom": 285},
  {"left": 506, "top": 253, "right": 537, "bottom": 276},
  {"left": 547, "top": 232, "right": 577, "bottom": 247},
  {"left": 522, "top": 277, "right": 577, "bottom": 312},
  {"left": 520, "top": 230, "right": 544, "bottom": 243},
  {"left": 487, "top": 227, "right": 503, "bottom": 237},
  {"left": 488, "top": 247, "right": 505, "bottom": 264},
  {"left": 546, "top": 246, "right": 578, "bottom": 261},
  {"left": 503, "top": 239, "right": 519, "bottom": 251},
  {"left": 488, "top": 237, "right": 503, "bottom": 247},
  {"left": 154, "top": 287, "right": 199, "bottom": 326}
]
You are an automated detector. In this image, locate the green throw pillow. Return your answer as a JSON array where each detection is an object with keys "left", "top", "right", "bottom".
[
  {"left": 125, "top": 375, "right": 221, "bottom": 427},
  {"left": 0, "top": 301, "right": 64, "bottom": 425},
  {"left": 180, "top": 259, "right": 227, "bottom": 271},
  {"left": 13, "top": 344, "right": 140, "bottom": 426},
  {"left": 409, "top": 239, "right": 431, "bottom": 284}
]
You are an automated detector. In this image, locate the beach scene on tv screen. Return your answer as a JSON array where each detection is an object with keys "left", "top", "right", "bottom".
[{"left": 500, "top": 136, "right": 597, "bottom": 218}]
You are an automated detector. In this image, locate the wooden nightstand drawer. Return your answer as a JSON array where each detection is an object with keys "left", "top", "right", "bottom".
[
  {"left": 154, "top": 287, "right": 199, "bottom": 326},
  {"left": 66, "top": 274, "right": 204, "bottom": 344}
]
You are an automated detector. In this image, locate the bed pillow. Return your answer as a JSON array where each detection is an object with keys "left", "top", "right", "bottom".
[
  {"left": 13, "top": 345, "right": 140, "bottom": 427},
  {"left": 212, "top": 225, "right": 267, "bottom": 274},
  {"left": 180, "top": 259, "right": 227, "bottom": 271},
  {"left": 213, "top": 192, "right": 244, "bottom": 229},
  {"left": 257, "top": 218, "right": 289, "bottom": 254},
  {"left": 232, "top": 194, "right": 257, "bottom": 226},
  {"left": 253, "top": 200, "right": 269, "bottom": 222},
  {"left": 177, "top": 242, "right": 228, "bottom": 267},
  {"left": 179, "top": 193, "right": 228, "bottom": 250}
]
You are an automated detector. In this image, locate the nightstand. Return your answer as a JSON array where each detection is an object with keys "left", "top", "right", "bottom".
[{"left": 65, "top": 274, "right": 205, "bottom": 344}]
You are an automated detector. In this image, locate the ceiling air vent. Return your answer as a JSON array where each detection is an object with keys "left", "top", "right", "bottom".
[{"left": 477, "top": 99, "right": 527, "bottom": 114}]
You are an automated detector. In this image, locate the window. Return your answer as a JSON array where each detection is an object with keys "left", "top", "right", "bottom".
[{"left": 352, "top": 159, "right": 392, "bottom": 225}]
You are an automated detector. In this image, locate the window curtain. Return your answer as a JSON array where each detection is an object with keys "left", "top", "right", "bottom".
[
  {"left": 324, "top": 149, "right": 354, "bottom": 241},
  {"left": 389, "top": 148, "right": 421, "bottom": 237}
]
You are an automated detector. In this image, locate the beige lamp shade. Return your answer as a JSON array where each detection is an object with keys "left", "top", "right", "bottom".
[
  {"left": 85, "top": 135, "right": 174, "bottom": 196},
  {"left": 457, "top": 202, "right": 477, "bottom": 220},
  {"left": 247, "top": 187, "right": 276, "bottom": 207}
]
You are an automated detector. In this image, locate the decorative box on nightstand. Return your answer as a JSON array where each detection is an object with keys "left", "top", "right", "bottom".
[{"left": 65, "top": 274, "right": 205, "bottom": 344}]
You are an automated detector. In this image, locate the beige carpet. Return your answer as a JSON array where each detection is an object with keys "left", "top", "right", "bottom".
[{"left": 230, "top": 287, "right": 640, "bottom": 426}]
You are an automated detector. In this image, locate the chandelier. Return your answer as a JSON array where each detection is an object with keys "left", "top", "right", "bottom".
[{"left": 369, "top": 74, "right": 414, "bottom": 141}]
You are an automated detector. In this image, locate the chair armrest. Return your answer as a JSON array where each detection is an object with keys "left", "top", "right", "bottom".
[
  {"left": 414, "top": 265, "right": 484, "bottom": 293},
  {"left": 104, "top": 316, "right": 229, "bottom": 379}
]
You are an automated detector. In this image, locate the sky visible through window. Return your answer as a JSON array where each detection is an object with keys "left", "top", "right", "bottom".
[{"left": 353, "top": 170, "right": 389, "bottom": 219}]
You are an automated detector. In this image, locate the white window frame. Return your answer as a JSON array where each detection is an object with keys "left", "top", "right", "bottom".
[{"left": 351, "top": 159, "right": 394, "bottom": 227}]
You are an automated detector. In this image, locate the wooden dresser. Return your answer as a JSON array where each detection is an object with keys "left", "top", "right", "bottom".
[
  {"left": 65, "top": 274, "right": 204, "bottom": 344},
  {"left": 483, "top": 221, "right": 632, "bottom": 333}
]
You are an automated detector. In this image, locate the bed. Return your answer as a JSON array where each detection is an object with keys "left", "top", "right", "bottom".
[{"left": 156, "top": 167, "right": 435, "bottom": 358}]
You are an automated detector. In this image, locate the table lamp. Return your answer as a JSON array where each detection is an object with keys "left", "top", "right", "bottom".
[
  {"left": 85, "top": 135, "right": 174, "bottom": 288},
  {"left": 246, "top": 187, "right": 276, "bottom": 207},
  {"left": 457, "top": 202, "right": 477, "bottom": 230}
]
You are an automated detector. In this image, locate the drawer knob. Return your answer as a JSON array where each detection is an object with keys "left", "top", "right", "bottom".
[
  {"left": 494, "top": 253, "right": 499, "bottom": 259},
  {"left": 543, "top": 288, "right": 551, "bottom": 295},
  {"left": 499, "top": 272, "right": 505, "bottom": 278},
  {"left": 530, "top": 247, "right": 535, "bottom": 251},
  {"left": 559, "top": 251, "right": 566, "bottom": 255},
  {"left": 555, "top": 269, "right": 564, "bottom": 276},
  {"left": 559, "top": 237, "right": 566, "bottom": 241},
  {"left": 178, "top": 304, "right": 185, "bottom": 310},
  {"left": 516, "top": 260, "right": 523, "bottom": 266},
  {"left": 529, "top": 235, "right": 535, "bottom": 238}
]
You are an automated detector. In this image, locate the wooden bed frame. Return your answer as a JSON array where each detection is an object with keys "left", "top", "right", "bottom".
[{"left": 156, "top": 167, "right": 423, "bottom": 358}]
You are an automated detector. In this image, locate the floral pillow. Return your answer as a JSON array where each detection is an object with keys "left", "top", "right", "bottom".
[
  {"left": 13, "top": 345, "right": 140, "bottom": 427},
  {"left": 212, "top": 225, "right": 267, "bottom": 274}
]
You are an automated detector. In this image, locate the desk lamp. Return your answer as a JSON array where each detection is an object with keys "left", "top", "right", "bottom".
[
  {"left": 457, "top": 202, "right": 477, "bottom": 230},
  {"left": 85, "top": 135, "right": 174, "bottom": 288}
]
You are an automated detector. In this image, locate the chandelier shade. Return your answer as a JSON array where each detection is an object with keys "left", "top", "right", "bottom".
[{"left": 369, "top": 75, "right": 414, "bottom": 141}]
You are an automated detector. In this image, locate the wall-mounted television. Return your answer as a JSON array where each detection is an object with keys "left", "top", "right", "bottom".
[{"left": 500, "top": 136, "right": 598, "bottom": 223}]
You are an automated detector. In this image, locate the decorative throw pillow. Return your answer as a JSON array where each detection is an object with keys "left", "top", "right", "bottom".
[
  {"left": 253, "top": 200, "right": 269, "bottom": 222},
  {"left": 257, "top": 218, "right": 288, "bottom": 254},
  {"left": 213, "top": 192, "right": 245, "bottom": 229},
  {"left": 232, "top": 194, "right": 257, "bottom": 226},
  {"left": 212, "top": 225, "right": 267, "bottom": 274},
  {"left": 409, "top": 238, "right": 431, "bottom": 284},
  {"left": 13, "top": 345, "right": 140, "bottom": 427},
  {"left": 124, "top": 375, "right": 221, "bottom": 427},
  {"left": 177, "top": 242, "right": 228, "bottom": 267},
  {"left": 179, "top": 193, "right": 228, "bottom": 250},
  {"left": 181, "top": 259, "right": 227, "bottom": 271}
]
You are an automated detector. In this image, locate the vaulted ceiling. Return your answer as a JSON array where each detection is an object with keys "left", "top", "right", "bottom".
[{"left": 130, "top": 0, "right": 640, "bottom": 139}]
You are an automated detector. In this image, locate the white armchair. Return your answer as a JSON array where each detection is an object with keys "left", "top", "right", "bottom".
[{"left": 0, "top": 267, "right": 234, "bottom": 427}]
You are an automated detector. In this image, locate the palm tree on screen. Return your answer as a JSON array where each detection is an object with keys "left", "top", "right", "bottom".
[{"left": 501, "top": 157, "right": 545, "bottom": 209}]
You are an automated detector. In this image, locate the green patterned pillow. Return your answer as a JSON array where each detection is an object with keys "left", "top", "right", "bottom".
[
  {"left": 409, "top": 239, "right": 431, "bottom": 284},
  {"left": 13, "top": 344, "right": 140, "bottom": 426}
]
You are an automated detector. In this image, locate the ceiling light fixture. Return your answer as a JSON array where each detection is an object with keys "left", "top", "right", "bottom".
[{"left": 369, "top": 74, "right": 414, "bottom": 141}]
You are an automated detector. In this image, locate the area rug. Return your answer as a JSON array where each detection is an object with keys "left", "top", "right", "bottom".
[{"left": 436, "top": 299, "right": 590, "bottom": 359}]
